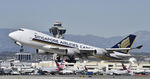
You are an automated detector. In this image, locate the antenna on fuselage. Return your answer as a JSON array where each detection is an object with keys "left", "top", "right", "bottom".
[{"left": 49, "top": 21, "right": 66, "bottom": 39}]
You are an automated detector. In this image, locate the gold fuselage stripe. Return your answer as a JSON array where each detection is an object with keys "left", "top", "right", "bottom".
[{"left": 32, "top": 38, "right": 119, "bottom": 60}]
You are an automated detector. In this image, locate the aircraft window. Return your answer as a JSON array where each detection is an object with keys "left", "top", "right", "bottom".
[
  {"left": 143, "top": 66, "right": 150, "bottom": 68},
  {"left": 108, "top": 68, "right": 112, "bottom": 70},
  {"left": 18, "top": 29, "right": 24, "bottom": 31},
  {"left": 54, "top": 24, "right": 61, "bottom": 26},
  {"left": 88, "top": 68, "right": 95, "bottom": 70}
]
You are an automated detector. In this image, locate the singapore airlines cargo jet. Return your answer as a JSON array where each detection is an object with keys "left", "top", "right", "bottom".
[{"left": 9, "top": 28, "right": 142, "bottom": 62}]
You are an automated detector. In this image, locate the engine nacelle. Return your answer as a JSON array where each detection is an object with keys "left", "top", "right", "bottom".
[
  {"left": 93, "top": 49, "right": 105, "bottom": 56},
  {"left": 14, "top": 41, "right": 22, "bottom": 46},
  {"left": 36, "top": 49, "right": 49, "bottom": 54},
  {"left": 65, "top": 48, "right": 80, "bottom": 55}
]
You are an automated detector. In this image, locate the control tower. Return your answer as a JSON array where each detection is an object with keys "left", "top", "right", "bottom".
[{"left": 49, "top": 21, "right": 66, "bottom": 39}]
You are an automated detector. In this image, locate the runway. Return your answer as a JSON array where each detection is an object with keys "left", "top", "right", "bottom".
[{"left": 0, "top": 75, "right": 150, "bottom": 79}]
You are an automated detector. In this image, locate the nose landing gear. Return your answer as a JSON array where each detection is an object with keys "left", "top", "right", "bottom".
[
  {"left": 19, "top": 46, "right": 24, "bottom": 52},
  {"left": 14, "top": 41, "right": 24, "bottom": 52},
  {"left": 56, "top": 55, "right": 76, "bottom": 63}
]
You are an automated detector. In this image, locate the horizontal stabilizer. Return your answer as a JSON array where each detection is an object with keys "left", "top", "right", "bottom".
[
  {"left": 135, "top": 45, "right": 143, "bottom": 49},
  {"left": 130, "top": 45, "right": 143, "bottom": 49},
  {"left": 106, "top": 45, "right": 143, "bottom": 52}
]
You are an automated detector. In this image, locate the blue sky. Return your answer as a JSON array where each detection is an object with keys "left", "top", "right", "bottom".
[{"left": 0, "top": 0, "right": 150, "bottom": 37}]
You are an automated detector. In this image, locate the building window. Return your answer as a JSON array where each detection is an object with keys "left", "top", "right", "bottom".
[
  {"left": 88, "top": 68, "right": 95, "bottom": 70},
  {"left": 108, "top": 65, "right": 113, "bottom": 67},
  {"left": 65, "top": 65, "right": 74, "bottom": 66},
  {"left": 143, "top": 66, "right": 150, "bottom": 68}
]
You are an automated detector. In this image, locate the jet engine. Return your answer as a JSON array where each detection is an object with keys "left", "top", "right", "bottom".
[
  {"left": 65, "top": 48, "right": 80, "bottom": 55},
  {"left": 14, "top": 41, "right": 22, "bottom": 46},
  {"left": 36, "top": 49, "right": 49, "bottom": 54},
  {"left": 93, "top": 49, "right": 105, "bottom": 56}
]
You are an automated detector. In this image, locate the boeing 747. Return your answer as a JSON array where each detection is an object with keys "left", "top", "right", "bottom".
[{"left": 9, "top": 28, "right": 142, "bottom": 62}]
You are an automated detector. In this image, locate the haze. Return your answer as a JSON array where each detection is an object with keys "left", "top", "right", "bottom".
[{"left": 0, "top": 0, "right": 150, "bottom": 37}]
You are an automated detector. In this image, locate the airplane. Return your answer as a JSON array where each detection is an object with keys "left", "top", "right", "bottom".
[
  {"left": 56, "top": 59, "right": 75, "bottom": 74},
  {"left": 131, "top": 67, "right": 145, "bottom": 74},
  {"left": 39, "top": 60, "right": 64, "bottom": 75},
  {"left": 59, "top": 59, "right": 88, "bottom": 74},
  {"left": 8, "top": 28, "right": 142, "bottom": 62},
  {"left": 59, "top": 66, "right": 75, "bottom": 74},
  {"left": 75, "top": 64, "right": 88, "bottom": 73},
  {"left": 106, "top": 63, "right": 132, "bottom": 75},
  {"left": 59, "top": 58, "right": 66, "bottom": 69}
]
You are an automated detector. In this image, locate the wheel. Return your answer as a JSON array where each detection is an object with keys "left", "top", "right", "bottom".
[
  {"left": 57, "top": 56, "right": 61, "bottom": 62},
  {"left": 20, "top": 48, "right": 24, "bottom": 52}
]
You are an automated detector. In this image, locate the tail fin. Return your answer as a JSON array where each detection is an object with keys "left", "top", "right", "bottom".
[
  {"left": 125, "top": 63, "right": 132, "bottom": 73},
  {"left": 55, "top": 60, "right": 61, "bottom": 70},
  {"left": 55, "top": 60, "right": 59, "bottom": 67},
  {"left": 59, "top": 59, "right": 66, "bottom": 69},
  {"left": 122, "top": 63, "right": 127, "bottom": 70},
  {"left": 84, "top": 66, "right": 88, "bottom": 71},
  {"left": 82, "top": 63, "right": 88, "bottom": 71},
  {"left": 127, "top": 63, "right": 132, "bottom": 71},
  {"left": 121, "top": 63, "right": 132, "bottom": 73},
  {"left": 112, "top": 34, "right": 136, "bottom": 54},
  {"left": 55, "top": 59, "right": 66, "bottom": 70}
]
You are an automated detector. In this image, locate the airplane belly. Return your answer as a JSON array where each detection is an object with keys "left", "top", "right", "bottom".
[
  {"left": 92, "top": 54, "right": 120, "bottom": 60},
  {"left": 46, "top": 49, "right": 66, "bottom": 55}
]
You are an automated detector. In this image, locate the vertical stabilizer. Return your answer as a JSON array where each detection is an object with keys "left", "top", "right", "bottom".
[{"left": 112, "top": 34, "right": 136, "bottom": 54}]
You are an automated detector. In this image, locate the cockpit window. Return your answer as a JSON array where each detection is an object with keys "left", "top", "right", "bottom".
[{"left": 18, "top": 29, "right": 24, "bottom": 31}]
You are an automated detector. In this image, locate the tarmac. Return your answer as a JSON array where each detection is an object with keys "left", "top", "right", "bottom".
[{"left": 0, "top": 75, "right": 150, "bottom": 79}]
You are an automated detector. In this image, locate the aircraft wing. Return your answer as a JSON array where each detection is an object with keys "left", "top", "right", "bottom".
[
  {"left": 106, "top": 48, "right": 131, "bottom": 51},
  {"left": 79, "top": 49, "right": 95, "bottom": 56},
  {"left": 42, "top": 45, "right": 142, "bottom": 57},
  {"left": 42, "top": 45, "right": 95, "bottom": 56},
  {"left": 78, "top": 45, "right": 143, "bottom": 57},
  {"left": 106, "top": 45, "right": 143, "bottom": 52}
]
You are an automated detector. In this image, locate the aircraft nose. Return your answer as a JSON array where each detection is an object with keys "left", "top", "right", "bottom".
[
  {"left": 9, "top": 32, "right": 17, "bottom": 40},
  {"left": 9, "top": 32, "right": 14, "bottom": 39}
]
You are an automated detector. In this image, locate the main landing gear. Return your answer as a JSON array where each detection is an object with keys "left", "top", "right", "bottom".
[{"left": 56, "top": 55, "right": 76, "bottom": 63}]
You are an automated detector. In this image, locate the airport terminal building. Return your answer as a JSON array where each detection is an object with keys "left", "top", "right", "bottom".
[{"left": 32, "top": 60, "right": 150, "bottom": 74}]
